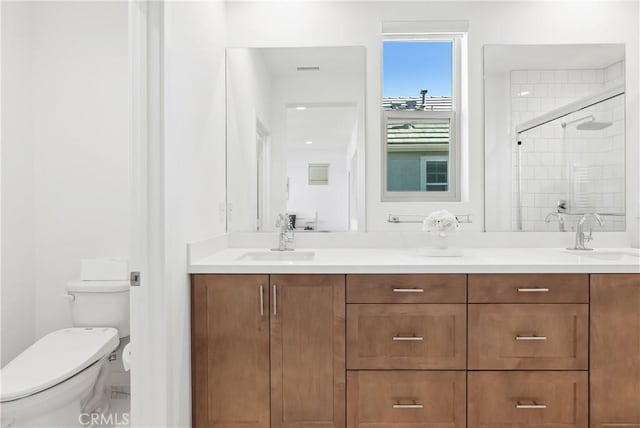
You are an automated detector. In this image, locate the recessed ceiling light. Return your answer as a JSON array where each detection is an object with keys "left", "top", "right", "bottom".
[
  {"left": 518, "top": 90, "right": 531, "bottom": 97},
  {"left": 295, "top": 106, "right": 307, "bottom": 111},
  {"left": 305, "top": 141, "right": 313, "bottom": 145}
]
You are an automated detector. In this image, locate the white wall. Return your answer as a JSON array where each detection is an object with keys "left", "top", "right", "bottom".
[
  {"left": 226, "top": 48, "right": 272, "bottom": 231},
  {"left": 484, "top": 70, "right": 511, "bottom": 231},
  {"left": 1, "top": 1, "right": 129, "bottom": 365},
  {"left": 287, "top": 150, "right": 349, "bottom": 231},
  {"left": 1, "top": 1, "right": 36, "bottom": 366},
  {"left": 163, "top": 1, "right": 227, "bottom": 426},
  {"left": 29, "top": 2, "right": 130, "bottom": 339},
  {"left": 269, "top": 73, "right": 366, "bottom": 230},
  {"left": 225, "top": 1, "right": 640, "bottom": 240}
]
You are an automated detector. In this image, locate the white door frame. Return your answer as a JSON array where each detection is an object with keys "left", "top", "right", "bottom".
[{"left": 128, "top": 1, "right": 168, "bottom": 426}]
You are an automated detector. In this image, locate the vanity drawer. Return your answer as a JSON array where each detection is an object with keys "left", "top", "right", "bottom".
[
  {"left": 468, "top": 304, "right": 588, "bottom": 370},
  {"left": 347, "top": 304, "right": 466, "bottom": 369},
  {"left": 468, "top": 274, "right": 588, "bottom": 303},
  {"left": 347, "top": 370, "right": 466, "bottom": 428},
  {"left": 468, "top": 371, "right": 588, "bottom": 428},
  {"left": 347, "top": 274, "right": 466, "bottom": 303}
]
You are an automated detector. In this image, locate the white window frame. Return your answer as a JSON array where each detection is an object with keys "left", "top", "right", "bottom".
[{"left": 381, "top": 33, "right": 463, "bottom": 202}]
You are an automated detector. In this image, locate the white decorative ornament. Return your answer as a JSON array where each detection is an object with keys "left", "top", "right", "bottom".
[{"left": 421, "top": 210, "right": 463, "bottom": 257}]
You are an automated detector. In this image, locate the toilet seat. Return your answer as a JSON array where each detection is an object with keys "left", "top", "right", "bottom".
[{"left": 0, "top": 327, "right": 118, "bottom": 402}]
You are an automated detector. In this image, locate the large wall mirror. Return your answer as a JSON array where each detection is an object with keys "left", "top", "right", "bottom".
[
  {"left": 226, "top": 47, "right": 366, "bottom": 232},
  {"left": 484, "top": 44, "right": 626, "bottom": 232}
]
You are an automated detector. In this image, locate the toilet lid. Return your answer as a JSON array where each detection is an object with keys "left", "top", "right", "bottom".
[{"left": 0, "top": 327, "right": 119, "bottom": 402}]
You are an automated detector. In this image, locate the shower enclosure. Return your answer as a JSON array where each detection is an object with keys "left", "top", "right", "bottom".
[
  {"left": 514, "top": 85, "right": 625, "bottom": 231},
  {"left": 483, "top": 44, "right": 627, "bottom": 233}
]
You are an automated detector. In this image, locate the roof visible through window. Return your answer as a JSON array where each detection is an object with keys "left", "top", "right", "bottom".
[{"left": 383, "top": 40, "right": 453, "bottom": 111}]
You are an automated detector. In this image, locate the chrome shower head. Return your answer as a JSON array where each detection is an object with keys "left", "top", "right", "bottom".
[
  {"left": 575, "top": 119, "right": 612, "bottom": 130},
  {"left": 561, "top": 114, "right": 612, "bottom": 131}
]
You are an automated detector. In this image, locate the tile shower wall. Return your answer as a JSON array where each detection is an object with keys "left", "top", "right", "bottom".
[{"left": 511, "top": 61, "right": 625, "bottom": 232}]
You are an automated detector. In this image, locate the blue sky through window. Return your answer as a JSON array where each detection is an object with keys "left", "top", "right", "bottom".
[{"left": 383, "top": 41, "right": 452, "bottom": 98}]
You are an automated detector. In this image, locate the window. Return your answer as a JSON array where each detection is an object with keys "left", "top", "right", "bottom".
[
  {"left": 382, "top": 34, "right": 463, "bottom": 201},
  {"left": 308, "top": 163, "right": 329, "bottom": 185},
  {"left": 421, "top": 155, "right": 448, "bottom": 191}
]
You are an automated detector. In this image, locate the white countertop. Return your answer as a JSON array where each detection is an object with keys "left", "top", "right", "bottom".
[{"left": 189, "top": 247, "right": 640, "bottom": 274}]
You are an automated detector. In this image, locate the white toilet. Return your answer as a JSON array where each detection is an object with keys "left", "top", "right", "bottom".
[{"left": 0, "top": 259, "right": 130, "bottom": 428}]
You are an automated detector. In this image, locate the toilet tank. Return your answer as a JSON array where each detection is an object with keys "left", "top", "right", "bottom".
[
  {"left": 65, "top": 259, "right": 130, "bottom": 337},
  {"left": 66, "top": 281, "right": 129, "bottom": 337}
]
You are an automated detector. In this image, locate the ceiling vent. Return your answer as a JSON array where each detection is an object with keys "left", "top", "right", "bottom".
[{"left": 296, "top": 66, "right": 320, "bottom": 72}]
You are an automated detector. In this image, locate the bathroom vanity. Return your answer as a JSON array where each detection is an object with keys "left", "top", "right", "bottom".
[{"left": 189, "top": 249, "right": 640, "bottom": 428}]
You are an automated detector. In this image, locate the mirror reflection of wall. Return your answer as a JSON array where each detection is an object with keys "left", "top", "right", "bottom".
[
  {"left": 226, "top": 47, "right": 366, "bottom": 233},
  {"left": 286, "top": 105, "right": 358, "bottom": 231},
  {"left": 484, "top": 44, "right": 626, "bottom": 232}
]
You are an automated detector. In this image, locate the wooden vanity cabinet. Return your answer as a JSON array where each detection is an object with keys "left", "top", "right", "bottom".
[
  {"left": 590, "top": 274, "right": 640, "bottom": 427},
  {"left": 270, "top": 275, "right": 346, "bottom": 428},
  {"left": 192, "top": 272, "right": 640, "bottom": 428},
  {"left": 191, "top": 274, "right": 270, "bottom": 428},
  {"left": 346, "top": 274, "right": 466, "bottom": 428},
  {"left": 468, "top": 274, "right": 589, "bottom": 428},
  {"left": 191, "top": 274, "right": 345, "bottom": 428}
]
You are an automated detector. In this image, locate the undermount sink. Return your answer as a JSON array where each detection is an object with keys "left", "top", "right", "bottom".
[
  {"left": 563, "top": 249, "right": 640, "bottom": 261},
  {"left": 237, "top": 251, "right": 316, "bottom": 262}
]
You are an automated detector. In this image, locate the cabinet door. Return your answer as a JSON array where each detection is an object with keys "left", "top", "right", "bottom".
[
  {"left": 191, "top": 275, "right": 270, "bottom": 428},
  {"left": 270, "top": 274, "right": 346, "bottom": 428},
  {"left": 591, "top": 274, "right": 640, "bottom": 427}
]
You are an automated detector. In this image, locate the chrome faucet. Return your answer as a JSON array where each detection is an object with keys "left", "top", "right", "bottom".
[
  {"left": 272, "top": 213, "right": 294, "bottom": 251},
  {"left": 545, "top": 199, "right": 568, "bottom": 231},
  {"left": 545, "top": 212, "right": 566, "bottom": 232},
  {"left": 568, "top": 213, "right": 604, "bottom": 251}
]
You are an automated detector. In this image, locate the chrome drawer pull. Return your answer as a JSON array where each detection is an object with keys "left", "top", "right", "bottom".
[
  {"left": 393, "top": 402, "right": 423, "bottom": 409},
  {"left": 517, "top": 287, "right": 549, "bottom": 293},
  {"left": 393, "top": 404, "right": 424, "bottom": 409},
  {"left": 393, "top": 336, "right": 423, "bottom": 341},
  {"left": 259, "top": 285, "right": 264, "bottom": 317},
  {"left": 392, "top": 288, "right": 424, "bottom": 293},
  {"left": 515, "top": 335, "right": 547, "bottom": 341},
  {"left": 516, "top": 401, "right": 547, "bottom": 409},
  {"left": 600, "top": 425, "right": 640, "bottom": 427},
  {"left": 273, "top": 285, "right": 277, "bottom": 315}
]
